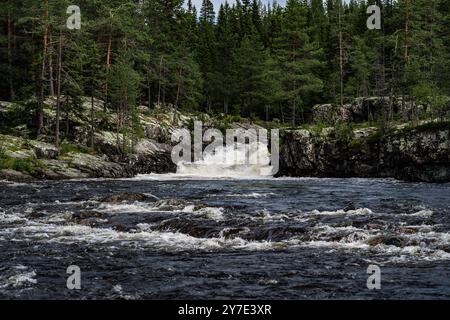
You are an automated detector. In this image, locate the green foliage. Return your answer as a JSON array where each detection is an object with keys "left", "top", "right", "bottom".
[
  {"left": 0, "top": 0, "right": 449, "bottom": 131},
  {"left": 59, "top": 140, "right": 95, "bottom": 156},
  {"left": 59, "top": 141, "right": 84, "bottom": 155},
  {"left": 333, "top": 123, "right": 353, "bottom": 142},
  {"left": 366, "top": 130, "right": 385, "bottom": 145},
  {"left": 0, "top": 154, "right": 35, "bottom": 175},
  {"left": 393, "top": 121, "right": 450, "bottom": 136}
]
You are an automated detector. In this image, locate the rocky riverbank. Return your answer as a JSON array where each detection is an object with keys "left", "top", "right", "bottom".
[
  {"left": 0, "top": 98, "right": 185, "bottom": 181},
  {"left": 1, "top": 97, "right": 450, "bottom": 183},
  {"left": 279, "top": 121, "right": 450, "bottom": 182}
]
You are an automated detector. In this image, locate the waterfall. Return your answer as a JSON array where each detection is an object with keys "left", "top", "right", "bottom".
[{"left": 176, "top": 142, "right": 274, "bottom": 178}]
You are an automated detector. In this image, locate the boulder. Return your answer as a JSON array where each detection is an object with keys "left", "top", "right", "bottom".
[
  {"left": 28, "top": 140, "right": 59, "bottom": 159},
  {"left": 68, "top": 152, "right": 131, "bottom": 178},
  {"left": 0, "top": 169, "right": 34, "bottom": 182},
  {"left": 101, "top": 192, "right": 149, "bottom": 203},
  {"left": 128, "top": 139, "right": 175, "bottom": 174},
  {"left": 312, "top": 104, "right": 352, "bottom": 124},
  {"left": 36, "top": 159, "right": 89, "bottom": 180}
]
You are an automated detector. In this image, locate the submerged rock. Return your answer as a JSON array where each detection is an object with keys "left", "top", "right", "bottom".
[
  {"left": 101, "top": 192, "right": 149, "bottom": 203},
  {"left": 153, "top": 198, "right": 188, "bottom": 211},
  {"left": 366, "top": 235, "right": 406, "bottom": 247}
]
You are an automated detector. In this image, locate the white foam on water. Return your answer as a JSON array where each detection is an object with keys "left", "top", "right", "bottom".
[
  {"left": 0, "top": 211, "right": 28, "bottom": 224},
  {"left": 0, "top": 220, "right": 282, "bottom": 252},
  {"left": 176, "top": 142, "right": 273, "bottom": 178},
  {"left": 310, "top": 208, "right": 374, "bottom": 216},
  {"left": 0, "top": 265, "right": 37, "bottom": 289},
  {"left": 97, "top": 202, "right": 156, "bottom": 214},
  {"left": 403, "top": 209, "right": 434, "bottom": 217},
  {"left": 221, "top": 192, "right": 277, "bottom": 198},
  {"left": 182, "top": 205, "right": 225, "bottom": 221}
]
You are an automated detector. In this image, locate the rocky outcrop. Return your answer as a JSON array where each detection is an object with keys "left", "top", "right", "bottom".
[
  {"left": 312, "top": 97, "right": 436, "bottom": 125},
  {"left": 34, "top": 153, "right": 132, "bottom": 180},
  {"left": 0, "top": 169, "right": 34, "bottom": 182},
  {"left": 0, "top": 97, "right": 199, "bottom": 181},
  {"left": 280, "top": 121, "right": 450, "bottom": 182},
  {"left": 128, "top": 139, "right": 176, "bottom": 174},
  {"left": 28, "top": 140, "right": 59, "bottom": 159}
]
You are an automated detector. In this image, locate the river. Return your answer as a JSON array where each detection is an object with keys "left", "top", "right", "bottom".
[{"left": 1, "top": 174, "right": 450, "bottom": 299}]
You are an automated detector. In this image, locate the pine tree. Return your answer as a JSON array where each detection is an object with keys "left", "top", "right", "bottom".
[{"left": 274, "top": 0, "right": 323, "bottom": 126}]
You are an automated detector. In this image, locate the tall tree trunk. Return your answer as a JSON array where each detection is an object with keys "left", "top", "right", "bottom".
[
  {"left": 224, "top": 97, "right": 229, "bottom": 114},
  {"left": 55, "top": 29, "right": 63, "bottom": 149},
  {"left": 404, "top": 0, "right": 410, "bottom": 67},
  {"left": 48, "top": 30, "right": 55, "bottom": 97},
  {"left": 173, "top": 66, "right": 183, "bottom": 124},
  {"left": 65, "top": 97, "right": 69, "bottom": 137},
  {"left": 292, "top": 98, "right": 296, "bottom": 128},
  {"left": 90, "top": 86, "right": 95, "bottom": 148},
  {"left": 104, "top": 33, "right": 112, "bottom": 111},
  {"left": 37, "top": 23, "right": 49, "bottom": 136},
  {"left": 7, "top": 10, "right": 15, "bottom": 100},
  {"left": 147, "top": 75, "right": 152, "bottom": 108},
  {"left": 106, "top": 34, "right": 112, "bottom": 68},
  {"left": 157, "top": 56, "right": 163, "bottom": 106},
  {"left": 338, "top": 0, "right": 344, "bottom": 108}
]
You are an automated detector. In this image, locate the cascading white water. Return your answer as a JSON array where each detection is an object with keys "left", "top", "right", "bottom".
[{"left": 176, "top": 142, "right": 274, "bottom": 178}]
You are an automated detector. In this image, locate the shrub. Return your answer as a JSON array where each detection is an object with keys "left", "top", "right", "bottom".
[
  {"left": 0, "top": 155, "right": 35, "bottom": 175},
  {"left": 60, "top": 141, "right": 83, "bottom": 155}
]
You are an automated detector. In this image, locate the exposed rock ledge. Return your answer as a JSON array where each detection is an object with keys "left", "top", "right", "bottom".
[{"left": 279, "top": 121, "right": 450, "bottom": 182}]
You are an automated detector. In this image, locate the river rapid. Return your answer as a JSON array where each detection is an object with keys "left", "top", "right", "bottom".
[{"left": 1, "top": 174, "right": 450, "bottom": 299}]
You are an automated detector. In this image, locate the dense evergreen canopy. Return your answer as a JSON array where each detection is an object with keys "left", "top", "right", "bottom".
[{"left": 0, "top": 0, "right": 449, "bottom": 131}]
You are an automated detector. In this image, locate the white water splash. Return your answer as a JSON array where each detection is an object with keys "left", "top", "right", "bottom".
[{"left": 176, "top": 142, "right": 274, "bottom": 178}]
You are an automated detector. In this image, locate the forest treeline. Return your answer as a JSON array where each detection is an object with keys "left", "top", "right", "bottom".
[{"left": 1, "top": 0, "right": 450, "bottom": 138}]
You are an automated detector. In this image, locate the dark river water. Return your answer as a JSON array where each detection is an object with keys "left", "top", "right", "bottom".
[{"left": 1, "top": 175, "right": 450, "bottom": 299}]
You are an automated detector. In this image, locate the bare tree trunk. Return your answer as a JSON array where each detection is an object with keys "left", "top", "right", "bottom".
[
  {"left": 147, "top": 75, "right": 152, "bottom": 108},
  {"left": 37, "top": 22, "right": 49, "bottom": 136},
  {"left": 173, "top": 66, "right": 183, "bottom": 124},
  {"left": 338, "top": 1, "right": 344, "bottom": 108},
  {"left": 104, "top": 33, "right": 112, "bottom": 111},
  {"left": 224, "top": 97, "right": 229, "bottom": 114},
  {"left": 65, "top": 96, "right": 69, "bottom": 137},
  {"left": 7, "top": 10, "right": 15, "bottom": 100},
  {"left": 90, "top": 87, "right": 95, "bottom": 148},
  {"left": 292, "top": 98, "right": 296, "bottom": 128},
  {"left": 157, "top": 56, "right": 163, "bottom": 106},
  {"left": 48, "top": 30, "right": 55, "bottom": 97},
  {"left": 55, "top": 29, "right": 63, "bottom": 149},
  {"left": 404, "top": 0, "right": 410, "bottom": 67}
]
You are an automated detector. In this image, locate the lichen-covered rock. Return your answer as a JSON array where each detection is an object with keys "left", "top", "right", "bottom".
[
  {"left": 128, "top": 139, "right": 175, "bottom": 174},
  {"left": 0, "top": 169, "right": 34, "bottom": 182},
  {"left": 352, "top": 127, "right": 378, "bottom": 140},
  {"left": 4, "top": 149, "right": 36, "bottom": 160},
  {"left": 28, "top": 140, "right": 59, "bottom": 159},
  {"left": 312, "top": 97, "right": 433, "bottom": 125},
  {"left": 68, "top": 152, "right": 131, "bottom": 178},
  {"left": 280, "top": 121, "right": 450, "bottom": 182},
  {"left": 312, "top": 104, "right": 352, "bottom": 124},
  {"left": 36, "top": 159, "right": 88, "bottom": 180}
]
